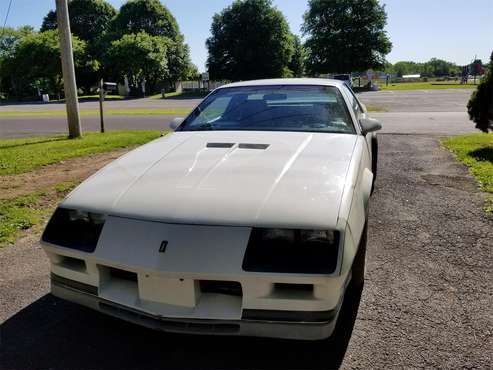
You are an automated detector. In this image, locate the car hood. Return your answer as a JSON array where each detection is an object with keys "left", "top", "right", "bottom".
[{"left": 63, "top": 131, "right": 357, "bottom": 229}]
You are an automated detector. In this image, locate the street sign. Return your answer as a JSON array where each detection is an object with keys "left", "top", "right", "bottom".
[{"left": 201, "top": 72, "right": 210, "bottom": 82}]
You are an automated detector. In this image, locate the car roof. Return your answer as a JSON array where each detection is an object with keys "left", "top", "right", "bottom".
[{"left": 218, "top": 78, "right": 345, "bottom": 89}]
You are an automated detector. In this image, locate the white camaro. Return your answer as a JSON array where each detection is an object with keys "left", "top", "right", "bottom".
[{"left": 41, "top": 79, "right": 381, "bottom": 340}]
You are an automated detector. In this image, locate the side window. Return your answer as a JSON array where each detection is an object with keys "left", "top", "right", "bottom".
[
  {"left": 342, "top": 85, "right": 362, "bottom": 118},
  {"left": 188, "top": 96, "right": 231, "bottom": 127}
]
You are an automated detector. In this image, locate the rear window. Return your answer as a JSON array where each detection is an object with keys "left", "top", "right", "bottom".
[{"left": 178, "top": 85, "right": 355, "bottom": 134}]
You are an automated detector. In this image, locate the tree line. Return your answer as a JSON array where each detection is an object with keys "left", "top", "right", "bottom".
[
  {"left": 0, "top": 0, "right": 490, "bottom": 102},
  {"left": 0, "top": 0, "right": 197, "bottom": 99},
  {"left": 384, "top": 59, "right": 488, "bottom": 78},
  {"left": 0, "top": 0, "right": 392, "bottom": 99}
]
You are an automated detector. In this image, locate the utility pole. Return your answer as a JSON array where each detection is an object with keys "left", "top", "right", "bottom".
[{"left": 56, "top": 0, "right": 82, "bottom": 138}]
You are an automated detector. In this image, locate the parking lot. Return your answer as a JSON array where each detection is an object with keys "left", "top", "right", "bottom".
[{"left": 0, "top": 88, "right": 492, "bottom": 369}]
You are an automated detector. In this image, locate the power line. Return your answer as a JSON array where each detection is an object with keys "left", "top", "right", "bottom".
[{"left": 2, "top": 0, "right": 13, "bottom": 33}]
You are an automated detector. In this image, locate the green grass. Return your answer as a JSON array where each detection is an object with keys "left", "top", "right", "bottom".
[
  {"left": 54, "top": 181, "right": 79, "bottom": 194},
  {"left": 0, "top": 108, "right": 192, "bottom": 117},
  {"left": 443, "top": 133, "right": 493, "bottom": 214},
  {"left": 0, "top": 130, "right": 161, "bottom": 176},
  {"left": 0, "top": 194, "right": 43, "bottom": 244},
  {"left": 149, "top": 91, "right": 209, "bottom": 99},
  {"left": 380, "top": 82, "right": 477, "bottom": 91},
  {"left": 0, "top": 183, "right": 82, "bottom": 245},
  {"left": 366, "top": 105, "right": 387, "bottom": 112},
  {"left": 52, "top": 95, "right": 126, "bottom": 102}
]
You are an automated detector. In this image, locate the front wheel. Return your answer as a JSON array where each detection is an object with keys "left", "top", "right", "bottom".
[{"left": 350, "top": 223, "right": 367, "bottom": 289}]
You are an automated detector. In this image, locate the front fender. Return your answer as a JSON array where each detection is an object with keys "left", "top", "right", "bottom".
[{"left": 337, "top": 138, "right": 373, "bottom": 276}]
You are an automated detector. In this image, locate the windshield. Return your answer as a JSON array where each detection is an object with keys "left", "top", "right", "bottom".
[{"left": 178, "top": 85, "right": 355, "bottom": 134}]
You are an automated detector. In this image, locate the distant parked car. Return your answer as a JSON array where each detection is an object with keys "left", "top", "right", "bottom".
[
  {"left": 332, "top": 74, "right": 353, "bottom": 88},
  {"left": 41, "top": 78, "right": 381, "bottom": 340}
]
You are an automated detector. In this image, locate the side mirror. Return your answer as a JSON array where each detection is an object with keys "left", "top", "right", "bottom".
[
  {"left": 169, "top": 117, "right": 184, "bottom": 131},
  {"left": 359, "top": 117, "right": 382, "bottom": 135}
]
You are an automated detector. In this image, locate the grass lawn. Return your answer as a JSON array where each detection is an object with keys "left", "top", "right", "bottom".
[
  {"left": 443, "top": 133, "right": 493, "bottom": 214},
  {"left": 366, "top": 105, "right": 387, "bottom": 112},
  {"left": 0, "top": 130, "right": 161, "bottom": 176},
  {"left": 0, "top": 182, "right": 79, "bottom": 244},
  {"left": 52, "top": 95, "right": 126, "bottom": 102},
  {"left": 149, "top": 91, "right": 209, "bottom": 99},
  {"left": 380, "top": 82, "right": 477, "bottom": 91},
  {"left": 0, "top": 193, "right": 43, "bottom": 244},
  {"left": 0, "top": 108, "right": 192, "bottom": 117}
]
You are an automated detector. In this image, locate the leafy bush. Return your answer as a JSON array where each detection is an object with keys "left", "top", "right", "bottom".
[{"left": 468, "top": 51, "right": 493, "bottom": 133}]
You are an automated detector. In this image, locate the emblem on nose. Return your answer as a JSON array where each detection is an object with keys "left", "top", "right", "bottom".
[{"left": 159, "top": 241, "right": 168, "bottom": 253}]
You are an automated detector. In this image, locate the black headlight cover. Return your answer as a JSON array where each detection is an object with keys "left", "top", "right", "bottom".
[
  {"left": 242, "top": 228, "right": 340, "bottom": 274},
  {"left": 42, "top": 208, "right": 105, "bottom": 253}
]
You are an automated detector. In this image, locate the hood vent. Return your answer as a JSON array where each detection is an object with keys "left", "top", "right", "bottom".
[
  {"left": 239, "top": 144, "right": 270, "bottom": 150},
  {"left": 206, "top": 143, "right": 270, "bottom": 150},
  {"left": 206, "top": 143, "right": 235, "bottom": 148}
]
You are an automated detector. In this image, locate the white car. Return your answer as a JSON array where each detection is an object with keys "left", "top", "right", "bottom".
[{"left": 41, "top": 79, "right": 381, "bottom": 340}]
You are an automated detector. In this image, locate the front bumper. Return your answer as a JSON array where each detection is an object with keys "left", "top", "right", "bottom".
[{"left": 52, "top": 274, "right": 339, "bottom": 340}]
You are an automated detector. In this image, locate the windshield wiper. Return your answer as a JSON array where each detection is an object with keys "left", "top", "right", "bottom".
[{"left": 191, "top": 122, "right": 215, "bottom": 131}]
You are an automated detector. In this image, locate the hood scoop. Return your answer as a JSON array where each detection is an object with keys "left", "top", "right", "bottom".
[
  {"left": 239, "top": 143, "right": 270, "bottom": 150},
  {"left": 206, "top": 143, "right": 270, "bottom": 150},
  {"left": 206, "top": 143, "right": 235, "bottom": 148}
]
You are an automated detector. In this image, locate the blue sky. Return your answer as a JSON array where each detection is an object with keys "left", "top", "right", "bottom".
[{"left": 3, "top": 0, "right": 492, "bottom": 71}]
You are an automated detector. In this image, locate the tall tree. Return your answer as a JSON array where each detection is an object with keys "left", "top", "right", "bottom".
[
  {"left": 387, "top": 61, "right": 424, "bottom": 77},
  {"left": 0, "top": 26, "right": 35, "bottom": 97},
  {"left": 1, "top": 30, "right": 92, "bottom": 99},
  {"left": 104, "top": 32, "right": 169, "bottom": 95},
  {"left": 0, "top": 26, "right": 34, "bottom": 59},
  {"left": 467, "top": 51, "right": 493, "bottom": 133},
  {"left": 206, "top": 0, "right": 294, "bottom": 81},
  {"left": 40, "top": 0, "right": 116, "bottom": 42},
  {"left": 289, "top": 35, "right": 305, "bottom": 77},
  {"left": 111, "top": 0, "right": 179, "bottom": 41},
  {"left": 422, "top": 58, "right": 460, "bottom": 77},
  {"left": 164, "top": 37, "right": 194, "bottom": 84},
  {"left": 302, "top": 0, "right": 392, "bottom": 74}
]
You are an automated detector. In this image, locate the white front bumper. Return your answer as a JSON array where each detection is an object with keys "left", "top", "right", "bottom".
[{"left": 43, "top": 216, "right": 350, "bottom": 339}]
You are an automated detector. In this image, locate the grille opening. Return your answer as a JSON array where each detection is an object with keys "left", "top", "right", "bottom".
[
  {"left": 273, "top": 283, "right": 314, "bottom": 293},
  {"left": 51, "top": 273, "right": 98, "bottom": 295},
  {"left": 271, "top": 283, "right": 315, "bottom": 299},
  {"left": 199, "top": 280, "right": 242, "bottom": 296},
  {"left": 109, "top": 267, "right": 138, "bottom": 282},
  {"left": 58, "top": 255, "right": 86, "bottom": 272}
]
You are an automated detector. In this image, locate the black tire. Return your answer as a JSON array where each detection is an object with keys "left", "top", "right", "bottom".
[
  {"left": 371, "top": 137, "right": 378, "bottom": 194},
  {"left": 350, "top": 223, "right": 367, "bottom": 289}
]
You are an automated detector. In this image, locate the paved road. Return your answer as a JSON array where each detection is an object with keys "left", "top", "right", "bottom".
[
  {"left": 0, "top": 97, "right": 202, "bottom": 139},
  {"left": 0, "top": 115, "right": 174, "bottom": 138},
  {"left": 0, "top": 97, "right": 202, "bottom": 112},
  {"left": 0, "top": 89, "right": 477, "bottom": 139},
  {"left": 358, "top": 88, "right": 473, "bottom": 112}
]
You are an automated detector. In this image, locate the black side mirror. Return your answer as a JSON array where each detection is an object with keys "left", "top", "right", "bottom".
[
  {"left": 170, "top": 117, "right": 184, "bottom": 131},
  {"left": 359, "top": 117, "right": 382, "bottom": 135}
]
